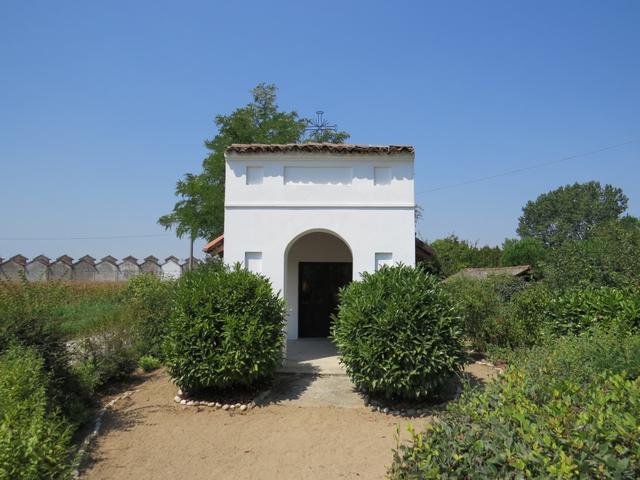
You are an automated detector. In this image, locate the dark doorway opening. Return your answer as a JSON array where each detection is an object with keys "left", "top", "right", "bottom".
[{"left": 298, "top": 262, "right": 352, "bottom": 338}]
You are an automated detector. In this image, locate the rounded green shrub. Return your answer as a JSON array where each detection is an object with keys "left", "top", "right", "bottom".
[
  {"left": 332, "top": 264, "right": 465, "bottom": 401},
  {"left": 164, "top": 263, "right": 286, "bottom": 393}
]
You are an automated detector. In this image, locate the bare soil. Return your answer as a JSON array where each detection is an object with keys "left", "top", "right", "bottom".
[{"left": 82, "top": 362, "right": 499, "bottom": 480}]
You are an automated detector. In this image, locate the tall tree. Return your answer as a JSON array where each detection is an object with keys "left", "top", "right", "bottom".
[
  {"left": 542, "top": 216, "right": 640, "bottom": 289},
  {"left": 500, "top": 237, "right": 546, "bottom": 268},
  {"left": 517, "top": 181, "right": 628, "bottom": 248},
  {"left": 431, "top": 235, "right": 502, "bottom": 277},
  {"left": 159, "top": 83, "right": 350, "bottom": 247}
]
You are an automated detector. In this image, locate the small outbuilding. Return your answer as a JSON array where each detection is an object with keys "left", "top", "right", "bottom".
[
  {"left": 161, "top": 256, "right": 182, "bottom": 279},
  {"left": 0, "top": 254, "right": 27, "bottom": 280},
  {"left": 95, "top": 256, "right": 119, "bottom": 281},
  {"left": 204, "top": 143, "right": 421, "bottom": 340},
  {"left": 49, "top": 255, "right": 73, "bottom": 280},
  {"left": 25, "top": 255, "right": 50, "bottom": 281},
  {"left": 446, "top": 265, "right": 532, "bottom": 281},
  {"left": 140, "top": 255, "right": 162, "bottom": 276}
]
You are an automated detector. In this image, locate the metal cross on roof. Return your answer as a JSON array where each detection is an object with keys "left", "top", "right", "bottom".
[{"left": 305, "top": 111, "right": 337, "bottom": 138}]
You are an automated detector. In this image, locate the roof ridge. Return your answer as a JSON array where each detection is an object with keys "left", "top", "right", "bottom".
[{"left": 226, "top": 143, "right": 414, "bottom": 155}]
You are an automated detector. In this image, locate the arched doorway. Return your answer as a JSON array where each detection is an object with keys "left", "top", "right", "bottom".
[{"left": 284, "top": 230, "right": 353, "bottom": 339}]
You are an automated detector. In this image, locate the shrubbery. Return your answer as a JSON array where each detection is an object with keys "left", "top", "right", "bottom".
[
  {"left": 0, "top": 345, "right": 73, "bottom": 480},
  {"left": 0, "top": 279, "right": 89, "bottom": 421},
  {"left": 121, "top": 273, "right": 175, "bottom": 359},
  {"left": 164, "top": 263, "right": 286, "bottom": 393},
  {"left": 443, "top": 275, "right": 526, "bottom": 350},
  {"left": 542, "top": 218, "right": 640, "bottom": 290},
  {"left": 519, "top": 329, "right": 640, "bottom": 387},
  {"left": 70, "top": 307, "right": 138, "bottom": 396},
  {"left": 332, "top": 265, "right": 465, "bottom": 401},
  {"left": 390, "top": 333, "right": 640, "bottom": 479},
  {"left": 544, "top": 286, "right": 640, "bottom": 336}
]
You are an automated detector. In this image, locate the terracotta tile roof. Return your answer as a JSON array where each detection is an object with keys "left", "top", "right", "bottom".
[
  {"left": 203, "top": 234, "right": 225, "bottom": 255},
  {"left": 447, "top": 265, "right": 531, "bottom": 281},
  {"left": 226, "top": 143, "right": 414, "bottom": 155},
  {"left": 203, "top": 234, "right": 434, "bottom": 260}
]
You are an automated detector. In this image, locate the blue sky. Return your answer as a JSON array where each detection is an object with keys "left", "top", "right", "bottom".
[{"left": 1, "top": 1, "right": 638, "bottom": 260}]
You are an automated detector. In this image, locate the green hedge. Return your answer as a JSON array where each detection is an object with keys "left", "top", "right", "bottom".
[
  {"left": 332, "top": 265, "right": 465, "bottom": 401},
  {"left": 164, "top": 263, "right": 286, "bottom": 393},
  {"left": 390, "top": 333, "right": 640, "bottom": 479},
  {"left": 0, "top": 346, "right": 72, "bottom": 480},
  {"left": 544, "top": 286, "right": 640, "bottom": 336}
]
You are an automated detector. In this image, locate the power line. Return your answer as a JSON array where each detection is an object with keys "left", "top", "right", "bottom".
[
  {"left": 415, "top": 139, "right": 637, "bottom": 195},
  {"left": 0, "top": 233, "right": 175, "bottom": 241}
]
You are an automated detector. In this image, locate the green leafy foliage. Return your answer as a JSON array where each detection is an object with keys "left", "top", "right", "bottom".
[
  {"left": 543, "top": 286, "right": 640, "bottom": 336},
  {"left": 139, "top": 355, "right": 162, "bottom": 372},
  {"left": 0, "top": 346, "right": 73, "bottom": 480},
  {"left": 164, "top": 263, "right": 286, "bottom": 393},
  {"left": 496, "top": 283, "right": 556, "bottom": 348},
  {"left": 443, "top": 275, "right": 526, "bottom": 350},
  {"left": 500, "top": 237, "right": 546, "bottom": 270},
  {"left": 520, "top": 330, "right": 640, "bottom": 387},
  {"left": 390, "top": 333, "right": 640, "bottom": 479},
  {"left": 0, "top": 279, "right": 88, "bottom": 422},
  {"left": 431, "top": 235, "right": 502, "bottom": 277},
  {"left": 542, "top": 217, "right": 640, "bottom": 290},
  {"left": 517, "top": 181, "right": 628, "bottom": 248},
  {"left": 70, "top": 306, "right": 138, "bottom": 397},
  {"left": 121, "top": 273, "right": 175, "bottom": 358},
  {"left": 332, "top": 265, "right": 465, "bottom": 401}
]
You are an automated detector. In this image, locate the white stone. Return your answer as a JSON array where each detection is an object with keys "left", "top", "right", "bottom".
[
  {"left": 180, "top": 399, "right": 187, "bottom": 405},
  {"left": 174, "top": 396, "right": 181, "bottom": 403},
  {"left": 240, "top": 405, "right": 247, "bottom": 412}
]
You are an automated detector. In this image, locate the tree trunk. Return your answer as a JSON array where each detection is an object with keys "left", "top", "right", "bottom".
[{"left": 189, "top": 236, "right": 194, "bottom": 271}]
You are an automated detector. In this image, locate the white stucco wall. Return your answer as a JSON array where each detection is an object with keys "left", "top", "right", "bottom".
[{"left": 223, "top": 149, "right": 416, "bottom": 339}]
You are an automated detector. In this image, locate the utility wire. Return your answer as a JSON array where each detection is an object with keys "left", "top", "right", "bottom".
[
  {"left": 415, "top": 139, "right": 637, "bottom": 195},
  {"left": 0, "top": 233, "right": 174, "bottom": 241},
  {"left": 2, "top": 140, "right": 636, "bottom": 240}
]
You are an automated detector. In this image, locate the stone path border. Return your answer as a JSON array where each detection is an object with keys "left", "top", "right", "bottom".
[
  {"left": 72, "top": 390, "right": 136, "bottom": 479},
  {"left": 172, "top": 387, "right": 272, "bottom": 412}
]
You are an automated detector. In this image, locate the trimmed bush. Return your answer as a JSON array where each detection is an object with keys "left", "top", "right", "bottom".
[
  {"left": 164, "top": 263, "right": 286, "bottom": 393},
  {"left": 332, "top": 265, "right": 465, "bottom": 401},
  {"left": 390, "top": 333, "right": 640, "bottom": 479},
  {"left": 0, "top": 345, "right": 73, "bottom": 480}
]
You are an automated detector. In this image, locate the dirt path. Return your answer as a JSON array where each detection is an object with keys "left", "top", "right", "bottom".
[{"left": 83, "top": 363, "right": 498, "bottom": 480}]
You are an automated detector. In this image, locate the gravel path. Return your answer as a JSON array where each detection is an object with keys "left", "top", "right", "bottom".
[{"left": 82, "top": 362, "right": 499, "bottom": 480}]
